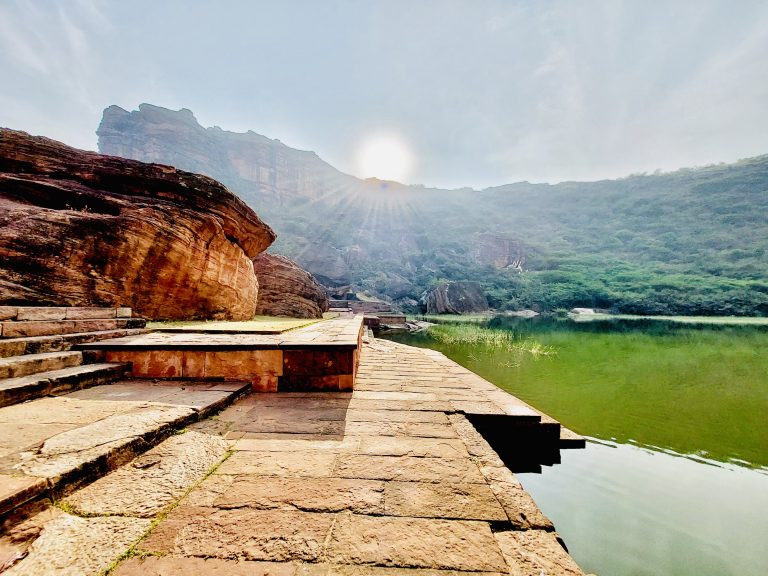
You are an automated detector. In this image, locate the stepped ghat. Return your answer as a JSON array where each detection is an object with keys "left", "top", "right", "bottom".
[{"left": 0, "top": 306, "right": 587, "bottom": 575}]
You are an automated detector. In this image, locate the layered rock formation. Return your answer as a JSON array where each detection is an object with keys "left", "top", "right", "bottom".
[
  {"left": 0, "top": 128, "right": 275, "bottom": 320},
  {"left": 252, "top": 253, "right": 328, "bottom": 318},
  {"left": 421, "top": 282, "right": 489, "bottom": 315},
  {"left": 473, "top": 232, "right": 525, "bottom": 271}
]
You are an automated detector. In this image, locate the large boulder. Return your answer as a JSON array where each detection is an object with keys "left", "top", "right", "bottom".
[
  {"left": 0, "top": 128, "right": 275, "bottom": 320},
  {"left": 421, "top": 282, "right": 489, "bottom": 315},
  {"left": 252, "top": 253, "right": 328, "bottom": 319}
]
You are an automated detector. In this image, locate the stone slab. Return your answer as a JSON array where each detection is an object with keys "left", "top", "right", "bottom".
[
  {"left": 0, "top": 475, "right": 47, "bottom": 515},
  {"left": 138, "top": 506, "right": 334, "bottom": 562},
  {"left": 384, "top": 480, "right": 507, "bottom": 521},
  {"left": 3, "top": 512, "right": 150, "bottom": 576},
  {"left": 0, "top": 351, "right": 82, "bottom": 379},
  {"left": 216, "top": 450, "right": 338, "bottom": 477},
  {"left": 114, "top": 556, "right": 297, "bottom": 576},
  {"left": 213, "top": 476, "right": 385, "bottom": 514},
  {"left": 64, "top": 431, "right": 229, "bottom": 517},
  {"left": 495, "top": 530, "right": 586, "bottom": 576},
  {"left": 356, "top": 437, "right": 470, "bottom": 459},
  {"left": 334, "top": 454, "right": 486, "bottom": 484},
  {"left": 325, "top": 514, "right": 508, "bottom": 572}
]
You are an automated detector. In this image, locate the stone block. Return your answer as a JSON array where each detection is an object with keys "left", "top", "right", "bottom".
[
  {"left": 325, "top": 514, "right": 507, "bottom": 572},
  {"left": 383, "top": 481, "right": 507, "bottom": 521},
  {"left": 216, "top": 450, "right": 337, "bottom": 477},
  {"left": 114, "top": 557, "right": 297, "bottom": 576},
  {"left": 279, "top": 375, "right": 341, "bottom": 391},
  {"left": 15, "top": 307, "right": 67, "bottom": 321},
  {"left": 339, "top": 374, "right": 354, "bottom": 391},
  {"left": 213, "top": 476, "right": 385, "bottom": 514},
  {"left": 252, "top": 375, "right": 278, "bottom": 392},
  {"left": 204, "top": 350, "right": 282, "bottom": 378},
  {"left": 494, "top": 530, "right": 585, "bottom": 575},
  {"left": 65, "top": 307, "right": 117, "bottom": 319},
  {"left": 116, "top": 307, "right": 133, "bottom": 318},
  {"left": 106, "top": 350, "right": 183, "bottom": 378},
  {"left": 283, "top": 350, "right": 354, "bottom": 376},
  {"left": 335, "top": 455, "right": 486, "bottom": 484},
  {"left": 0, "top": 475, "right": 47, "bottom": 516},
  {"left": 0, "top": 306, "right": 17, "bottom": 320},
  {"left": 1, "top": 321, "right": 73, "bottom": 338},
  {"left": 181, "top": 351, "right": 206, "bottom": 378},
  {"left": 356, "top": 437, "right": 470, "bottom": 459},
  {"left": 138, "top": 506, "right": 334, "bottom": 562}
]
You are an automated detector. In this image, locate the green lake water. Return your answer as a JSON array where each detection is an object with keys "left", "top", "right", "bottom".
[{"left": 386, "top": 317, "right": 768, "bottom": 575}]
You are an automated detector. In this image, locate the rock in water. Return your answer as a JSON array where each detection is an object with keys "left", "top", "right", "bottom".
[
  {"left": 0, "top": 128, "right": 275, "bottom": 320},
  {"left": 252, "top": 253, "right": 329, "bottom": 318},
  {"left": 421, "top": 282, "right": 489, "bottom": 315}
]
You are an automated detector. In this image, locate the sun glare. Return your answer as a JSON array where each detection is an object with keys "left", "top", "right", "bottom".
[{"left": 357, "top": 135, "right": 413, "bottom": 182}]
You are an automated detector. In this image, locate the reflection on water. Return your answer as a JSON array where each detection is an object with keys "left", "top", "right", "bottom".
[
  {"left": 384, "top": 317, "right": 768, "bottom": 575},
  {"left": 519, "top": 440, "right": 768, "bottom": 576}
]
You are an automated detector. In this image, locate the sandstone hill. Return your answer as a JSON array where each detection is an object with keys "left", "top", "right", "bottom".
[
  {"left": 97, "top": 104, "right": 768, "bottom": 316},
  {"left": 0, "top": 128, "right": 276, "bottom": 320}
]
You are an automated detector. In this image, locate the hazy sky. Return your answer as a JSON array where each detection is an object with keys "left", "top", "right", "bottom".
[{"left": 1, "top": 0, "right": 767, "bottom": 189}]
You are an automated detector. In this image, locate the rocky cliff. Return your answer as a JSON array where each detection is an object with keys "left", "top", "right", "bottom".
[
  {"left": 252, "top": 253, "right": 329, "bottom": 318},
  {"left": 0, "top": 128, "right": 275, "bottom": 320},
  {"left": 421, "top": 282, "right": 489, "bottom": 315},
  {"left": 473, "top": 232, "right": 525, "bottom": 271}
]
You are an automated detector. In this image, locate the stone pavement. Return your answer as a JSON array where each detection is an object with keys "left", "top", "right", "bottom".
[{"left": 1, "top": 338, "right": 587, "bottom": 576}]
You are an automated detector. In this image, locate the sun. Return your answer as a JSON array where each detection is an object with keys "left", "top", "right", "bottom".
[{"left": 357, "top": 134, "right": 413, "bottom": 182}]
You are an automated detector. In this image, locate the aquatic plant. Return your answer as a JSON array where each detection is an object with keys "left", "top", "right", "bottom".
[{"left": 427, "top": 323, "right": 555, "bottom": 356}]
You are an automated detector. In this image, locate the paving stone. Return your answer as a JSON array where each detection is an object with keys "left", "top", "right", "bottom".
[
  {"left": 0, "top": 351, "right": 82, "bottom": 380},
  {"left": 138, "top": 506, "right": 333, "bottom": 562},
  {"left": 480, "top": 466, "right": 554, "bottom": 531},
  {"left": 310, "top": 566, "right": 505, "bottom": 576},
  {"left": 214, "top": 476, "right": 385, "bottom": 513},
  {"left": 18, "top": 403, "right": 197, "bottom": 482},
  {"left": 325, "top": 514, "right": 507, "bottom": 572},
  {"left": 335, "top": 455, "right": 486, "bottom": 484},
  {"left": 231, "top": 437, "right": 361, "bottom": 452},
  {"left": 495, "top": 530, "right": 586, "bottom": 576},
  {"left": 3, "top": 511, "right": 150, "bottom": 576},
  {"left": 0, "top": 475, "right": 47, "bottom": 515},
  {"left": 346, "top": 410, "right": 449, "bottom": 424},
  {"left": 356, "top": 437, "right": 470, "bottom": 459},
  {"left": 383, "top": 481, "right": 507, "bottom": 521},
  {"left": 216, "top": 450, "right": 338, "bottom": 477},
  {"left": 64, "top": 431, "right": 229, "bottom": 517},
  {"left": 115, "top": 556, "right": 298, "bottom": 576}
]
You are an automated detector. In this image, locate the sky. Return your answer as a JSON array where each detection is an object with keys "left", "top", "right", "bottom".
[{"left": 1, "top": 0, "right": 767, "bottom": 189}]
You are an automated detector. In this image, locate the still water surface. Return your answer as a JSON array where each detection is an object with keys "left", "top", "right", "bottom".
[{"left": 387, "top": 318, "right": 768, "bottom": 575}]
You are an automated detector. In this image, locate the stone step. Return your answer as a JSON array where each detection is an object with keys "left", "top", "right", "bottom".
[
  {"left": 0, "top": 328, "right": 149, "bottom": 358},
  {"left": 0, "top": 363, "right": 130, "bottom": 408},
  {"left": 0, "top": 317, "right": 146, "bottom": 339},
  {"left": 0, "top": 306, "right": 133, "bottom": 321},
  {"left": 0, "top": 380, "right": 249, "bottom": 522},
  {"left": 0, "top": 350, "right": 83, "bottom": 379}
]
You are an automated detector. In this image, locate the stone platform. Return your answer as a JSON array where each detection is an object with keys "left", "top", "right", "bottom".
[
  {"left": 2, "top": 336, "right": 588, "bottom": 575},
  {"left": 78, "top": 316, "right": 365, "bottom": 392}
]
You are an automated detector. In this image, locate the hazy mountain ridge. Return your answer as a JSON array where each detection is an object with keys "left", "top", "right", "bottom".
[{"left": 97, "top": 104, "right": 768, "bottom": 316}]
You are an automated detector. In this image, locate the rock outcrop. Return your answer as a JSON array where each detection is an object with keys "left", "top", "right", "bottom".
[
  {"left": 421, "top": 282, "right": 489, "bottom": 315},
  {"left": 0, "top": 128, "right": 275, "bottom": 320},
  {"left": 252, "top": 253, "right": 329, "bottom": 318},
  {"left": 473, "top": 232, "right": 525, "bottom": 271}
]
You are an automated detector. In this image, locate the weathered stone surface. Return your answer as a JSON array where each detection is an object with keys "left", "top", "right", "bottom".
[
  {"left": 472, "top": 231, "right": 525, "bottom": 271},
  {"left": 115, "top": 556, "right": 297, "bottom": 576},
  {"left": 18, "top": 403, "right": 196, "bottom": 481},
  {"left": 3, "top": 511, "right": 149, "bottom": 576},
  {"left": 383, "top": 481, "right": 507, "bottom": 521},
  {"left": 216, "top": 450, "right": 337, "bottom": 477},
  {"left": 481, "top": 465, "right": 554, "bottom": 531},
  {"left": 138, "top": 506, "right": 333, "bottom": 562},
  {"left": 214, "top": 476, "right": 385, "bottom": 513},
  {"left": 335, "top": 455, "right": 485, "bottom": 484},
  {"left": 420, "top": 281, "right": 489, "bottom": 315},
  {"left": 356, "top": 437, "right": 469, "bottom": 459},
  {"left": 325, "top": 514, "right": 507, "bottom": 572},
  {"left": 63, "top": 431, "right": 229, "bottom": 517},
  {"left": 253, "top": 253, "right": 328, "bottom": 318},
  {"left": 495, "top": 530, "right": 586, "bottom": 576},
  {"left": 0, "top": 128, "right": 275, "bottom": 320}
]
